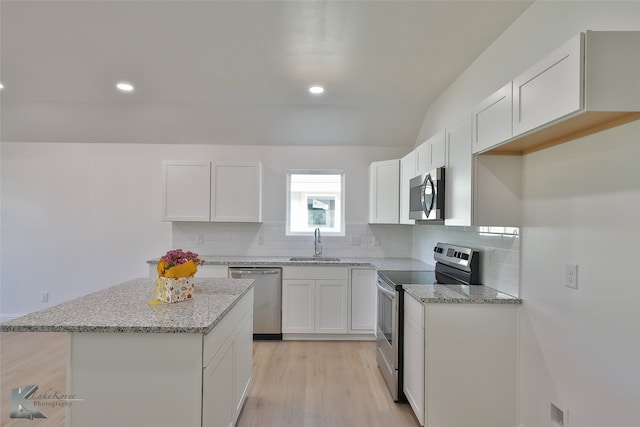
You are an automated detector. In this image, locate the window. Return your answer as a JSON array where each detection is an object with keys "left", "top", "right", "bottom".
[{"left": 286, "top": 170, "right": 345, "bottom": 236}]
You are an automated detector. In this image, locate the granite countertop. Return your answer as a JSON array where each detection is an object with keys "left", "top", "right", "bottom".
[
  {"left": 0, "top": 278, "right": 254, "bottom": 334},
  {"left": 147, "top": 256, "right": 434, "bottom": 271},
  {"left": 403, "top": 284, "right": 522, "bottom": 304}
]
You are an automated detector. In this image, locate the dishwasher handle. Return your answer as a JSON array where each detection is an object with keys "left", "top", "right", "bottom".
[{"left": 230, "top": 269, "right": 281, "bottom": 278}]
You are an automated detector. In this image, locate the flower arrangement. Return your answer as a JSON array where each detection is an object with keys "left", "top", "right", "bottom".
[
  {"left": 154, "top": 249, "right": 204, "bottom": 304},
  {"left": 157, "top": 249, "right": 204, "bottom": 278}
]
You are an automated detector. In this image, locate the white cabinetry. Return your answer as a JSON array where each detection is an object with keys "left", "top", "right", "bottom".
[
  {"left": 162, "top": 161, "right": 211, "bottom": 221},
  {"left": 68, "top": 289, "right": 253, "bottom": 427},
  {"left": 472, "top": 82, "right": 513, "bottom": 154},
  {"left": 403, "top": 292, "right": 519, "bottom": 427},
  {"left": 513, "top": 33, "right": 583, "bottom": 137},
  {"left": 349, "top": 269, "right": 377, "bottom": 334},
  {"left": 211, "top": 162, "right": 262, "bottom": 222},
  {"left": 399, "top": 151, "right": 416, "bottom": 225},
  {"left": 416, "top": 129, "right": 446, "bottom": 175},
  {"left": 202, "top": 290, "right": 253, "bottom": 427},
  {"left": 445, "top": 117, "right": 473, "bottom": 227},
  {"left": 162, "top": 160, "right": 262, "bottom": 222},
  {"left": 485, "top": 31, "right": 640, "bottom": 155},
  {"left": 403, "top": 292, "right": 425, "bottom": 425},
  {"left": 282, "top": 267, "right": 348, "bottom": 336},
  {"left": 369, "top": 159, "right": 400, "bottom": 224},
  {"left": 445, "top": 117, "right": 521, "bottom": 227}
]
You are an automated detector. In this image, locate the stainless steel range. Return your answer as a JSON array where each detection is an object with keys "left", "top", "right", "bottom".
[{"left": 376, "top": 242, "right": 480, "bottom": 401}]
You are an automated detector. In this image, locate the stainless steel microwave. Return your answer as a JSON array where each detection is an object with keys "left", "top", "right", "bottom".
[{"left": 409, "top": 167, "right": 445, "bottom": 221}]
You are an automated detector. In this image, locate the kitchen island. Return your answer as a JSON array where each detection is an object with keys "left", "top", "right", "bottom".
[{"left": 1, "top": 277, "right": 254, "bottom": 427}]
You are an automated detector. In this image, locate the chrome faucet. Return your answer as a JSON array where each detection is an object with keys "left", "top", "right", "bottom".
[{"left": 314, "top": 227, "right": 322, "bottom": 257}]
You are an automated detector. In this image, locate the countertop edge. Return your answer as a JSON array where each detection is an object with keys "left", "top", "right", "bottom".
[{"left": 403, "top": 284, "right": 522, "bottom": 305}]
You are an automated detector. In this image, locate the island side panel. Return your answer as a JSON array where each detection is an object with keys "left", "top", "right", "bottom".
[{"left": 66, "top": 332, "right": 203, "bottom": 427}]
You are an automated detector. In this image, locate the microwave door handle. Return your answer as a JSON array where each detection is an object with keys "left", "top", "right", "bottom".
[{"left": 421, "top": 175, "right": 434, "bottom": 217}]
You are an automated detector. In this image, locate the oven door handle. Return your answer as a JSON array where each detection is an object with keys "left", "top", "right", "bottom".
[{"left": 376, "top": 281, "right": 397, "bottom": 298}]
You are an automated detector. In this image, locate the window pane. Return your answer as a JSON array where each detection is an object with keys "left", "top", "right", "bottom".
[{"left": 287, "top": 171, "right": 344, "bottom": 236}]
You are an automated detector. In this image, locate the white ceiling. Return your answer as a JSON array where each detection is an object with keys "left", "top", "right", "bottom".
[{"left": 0, "top": 0, "right": 532, "bottom": 147}]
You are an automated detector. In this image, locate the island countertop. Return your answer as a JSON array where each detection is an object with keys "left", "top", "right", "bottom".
[{"left": 0, "top": 277, "right": 254, "bottom": 334}]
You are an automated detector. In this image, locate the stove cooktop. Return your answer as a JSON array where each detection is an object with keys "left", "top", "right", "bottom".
[{"left": 378, "top": 270, "right": 467, "bottom": 290}]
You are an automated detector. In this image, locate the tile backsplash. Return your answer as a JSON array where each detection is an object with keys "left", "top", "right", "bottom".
[
  {"left": 172, "top": 221, "right": 520, "bottom": 297},
  {"left": 413, "top": 224, "right": 520, "bottom": 297},
  {"left": 172, "top": 222, "right": 414, "bottom": 259}
]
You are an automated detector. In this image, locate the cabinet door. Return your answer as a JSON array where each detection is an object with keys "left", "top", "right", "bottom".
[
  {"left": 162, "top": 161, "right": 211, "bottom": 221},
  {"left": 415, "top": 141, "right": 430, "bottom": 175},
  {"left": 282, "top": 279, "right": 315, "bottom": 333},
  {"left": 428, "top": 129, "right": 446, "bottom": 170},
  {"left": 211, "top": 162, "right": 262, "bottom": 222},
  {"left": 350, "top": 269, "right": 377, "bottom": 333},
  {"left": 369, "top": 159, "right": 400, "bottom": 224},
  {"left": 472, "top": 82, "right": 512, "bottom": 154},
  {"left": 399, "top": 151, "right": 416, "bottom": 225},
  {"left": 203, "top": 335, "right": 235, "bottom": 427},
  {"left": 403, "top": 294, "right": 425, "bottom": 426},
  {"left": 234, "top": 309, "right": 253, "bottom": 422},
  {"left": 315, "top": 280, "right": 348, "bottom": 334},
  {"left": 445, "top": 117, "right": 473, "bottom": 227},
  {"left": 513, "top": 33, "right": 583, "bottom": 136}
]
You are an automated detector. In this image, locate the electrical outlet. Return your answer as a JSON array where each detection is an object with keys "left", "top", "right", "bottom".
[
  {"left": 195, "top": 234, "right": 204, "bottom": 245},
  {"left": 350, "top": 235, "right": 361, "bottom": 246},
  {"left": 41, "top": 292, "right": 49, "bottom": 303},
  {"left": 565, "top": 264, "right": 578, "bottom": 289},
  {"left": 257, "top": 235, "right": 264, "bottom": 245}
]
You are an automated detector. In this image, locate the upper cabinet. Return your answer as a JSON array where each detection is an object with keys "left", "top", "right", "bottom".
[
  {"left": 162, "top": 161, "right": 212, "bottom": 222},
  {"left": 512, "top": 33, "right": 583, "bottom": 137},
  {"left": 211, "top": 162, "right": 262, "bottom": 222},
  {"left": 369, "top": 159, "right": 400, "bottom": 224},
  {"left": 162, "top": 160, "right": 262, "bottom": 222},
  {"left": 476, "top": 31, "right": 640, "bottom": 155},
  {"left": 416, "top": 129, "right": 446, "bottom": 175},
  {"left": 472, "top": 82, "right": 513, "bottom": 154}
]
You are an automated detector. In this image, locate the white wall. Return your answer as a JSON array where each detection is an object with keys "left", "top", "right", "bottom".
[
  {"left": 0, "top": 142, "right": 406, "bottom": 318},
  {"left": 413, "top": 2, "right": 640, "bottom": 426}
]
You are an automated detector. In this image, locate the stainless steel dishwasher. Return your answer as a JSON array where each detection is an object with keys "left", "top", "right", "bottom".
[{"left": 229, "top": 267, "right": 282, "bottom": 340}]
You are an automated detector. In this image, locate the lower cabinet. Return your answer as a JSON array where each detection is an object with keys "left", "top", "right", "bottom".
[
  {"left": 403, "top": 292, "right": 425, "bottom": 425},
  {"left": 202, "top": 290, "right": 253, "bottom": 427},
  {"left": 350, "top": 268, "right": 377, "bottom": 334},
  {"left": 67, "top": 289, "right": 253, "bottom": 427},
  {"left": 282, "top": 267, "right": 348, "bottom": 336},
  {"left": 404, "top": 292, "right": 519, "bottom": 427}
]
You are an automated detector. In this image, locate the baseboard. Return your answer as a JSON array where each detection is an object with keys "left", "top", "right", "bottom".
[{"left": 283, "top": 333, "right": 376, "bottom": 341}]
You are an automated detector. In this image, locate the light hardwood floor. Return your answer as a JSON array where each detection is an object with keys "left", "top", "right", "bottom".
[
  {"left": 237, "top": 341, "right": 419, "bottom": 427},
  {"left": 0, "top": 333, "right": 418, "bottom": 427}
]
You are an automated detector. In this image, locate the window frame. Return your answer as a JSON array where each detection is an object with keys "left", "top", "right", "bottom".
[{"left": 285, "top": 169, "right": 346, "bottom": 237}]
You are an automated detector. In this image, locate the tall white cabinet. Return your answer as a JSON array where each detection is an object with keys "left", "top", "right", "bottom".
[
  {"left": 162, "top": 160, "right": 262, "bottom": 222},
  {"left": 369, "top": 159, "right": 400, "bottom": 224}
]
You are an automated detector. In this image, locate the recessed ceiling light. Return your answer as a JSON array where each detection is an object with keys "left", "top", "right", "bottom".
[
  {"left": 116, "top": 82, "right": 134, "bottom": 92},
  {"left": 309, "top": 86, "right": 324, "bottom": 95},
  {"left": 0, "top": 82, "right": 4, "bottom": 90}
]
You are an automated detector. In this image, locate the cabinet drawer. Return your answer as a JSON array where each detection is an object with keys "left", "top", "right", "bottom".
[
  {"left": 282, "top": 266, "right": 348, "bottom": 280},
  {"left": 404, "top": 293, "right": 424, "bottom": 328},
  {"left": 198, "top": 265, "right": 229, "bottom": 278},
  {"left": 203, "top": 289, "right": 253, "bottom": 367}
]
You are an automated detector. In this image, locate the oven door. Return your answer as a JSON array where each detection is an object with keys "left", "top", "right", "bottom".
[{"left": 376, "top": 278, "right": 399, "bottom": 400}]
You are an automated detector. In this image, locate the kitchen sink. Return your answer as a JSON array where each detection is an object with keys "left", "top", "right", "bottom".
[{"left": 289, "top": 257, "right": 341, "bottom": 262}]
